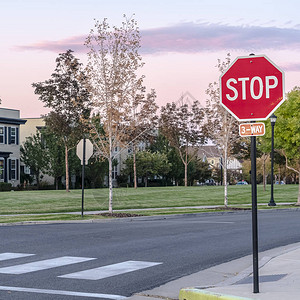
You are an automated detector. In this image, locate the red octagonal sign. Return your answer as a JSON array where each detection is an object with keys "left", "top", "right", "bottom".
[{"left": 220, "top": 55, "right": 285, "bottom": 121}]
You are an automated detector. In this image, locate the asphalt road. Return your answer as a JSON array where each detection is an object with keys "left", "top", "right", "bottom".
[{"left": 0, "top": 209, "right": 300, "bottom": 299}]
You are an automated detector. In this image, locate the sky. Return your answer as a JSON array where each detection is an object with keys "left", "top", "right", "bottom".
[{"left": 1, "top": 0, "right": 300, "bottom": 117}]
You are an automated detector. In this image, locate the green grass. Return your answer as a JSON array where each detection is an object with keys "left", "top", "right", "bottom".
[
  {"left": 1, "top": 204, "right": 298, "bottom": 224},
  {"left": 0, "top": 214, "right": 108, "bottom": 224},
  {"left": 0, "top": 184, "right": 298, "bottom": 216}
]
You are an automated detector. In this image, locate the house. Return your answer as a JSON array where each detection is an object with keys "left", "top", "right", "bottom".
[
  {"left": 197, "top": 145, "right": 222, "bottom": 169},
  {"left": 197, "top": 145, "right": 242, "bottom": 171},
  {"left": 0, "top": 108, "right": 27, "bottom": 186},
  {"left": 19, "top": 117, "right": 55, "bottom": 185},
  {"left": 19, "top": 117, "right": 46, "bottom": 143}
]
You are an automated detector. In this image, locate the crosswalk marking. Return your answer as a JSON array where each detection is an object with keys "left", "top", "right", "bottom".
[
  {"left": 0, "top": 253, "right": 34, "bottom": 261},
  {"left": 0, "top": 285, "right": 128, "bottom": 299},
  {"left": 0, "top": 256, "right": 96, "bottom": 274},
  {"left": 59, "top": 260, "right": 162, "bottom": 280}
]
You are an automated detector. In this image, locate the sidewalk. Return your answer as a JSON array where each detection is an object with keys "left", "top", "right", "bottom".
[
  {"left": 0, "top": 202, "right": 296, "bottom": 217},
  {"left": 129, "top": 242, "right": 300, "bottom": 300}
]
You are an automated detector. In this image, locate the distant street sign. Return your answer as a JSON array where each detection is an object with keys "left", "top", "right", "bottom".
[
  {"left": 239, "top": 123, "right": 265, "bottom": 137},
  {"left": 76, "top": 139, "right": 93, "bottom": 164},
  {"left": 220, "top": 55, "right": 285, "bottom": 121}
]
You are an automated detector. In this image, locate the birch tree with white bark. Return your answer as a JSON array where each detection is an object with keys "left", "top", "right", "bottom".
[
  {"left": 85, "top": 16, "right": 145, "bottom": 213},
  {"left": 205, "top": 54, "right": 241, "bottom": 207}
]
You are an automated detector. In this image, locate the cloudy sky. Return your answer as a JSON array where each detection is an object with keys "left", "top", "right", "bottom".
[{"left": 1, "top": 0, "right": 300, "bottom": 117}]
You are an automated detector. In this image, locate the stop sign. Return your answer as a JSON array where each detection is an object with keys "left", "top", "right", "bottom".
[{"left": 220, "top": 55, "right": 285, "bottom": 121}]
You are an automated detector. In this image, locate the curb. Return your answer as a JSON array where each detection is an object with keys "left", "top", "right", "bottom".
[{"left": 179, "top": 288, "right": 253, "bottom": 300}]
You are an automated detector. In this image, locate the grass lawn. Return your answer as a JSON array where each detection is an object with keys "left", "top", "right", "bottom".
[{"left": 0, "top": 184, "right": 298, "bottom": 216}]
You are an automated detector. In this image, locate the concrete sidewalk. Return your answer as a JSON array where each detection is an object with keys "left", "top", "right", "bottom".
[
  {"left": 129, "top": 242, "right": 300, "bottom": 300},
  {"left": 1, "top": 202, "right": 295, "bottom": 217}
]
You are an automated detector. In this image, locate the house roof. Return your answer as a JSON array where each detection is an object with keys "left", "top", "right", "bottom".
[
  {"left": 0, "top": 117, "right": 27, "bottom": 125},
  {"left": 0, "top": 108, "right": 27, "bottom": 125},
  {"left": 196, "top": 145, "right": 221, "bottom": 159}
]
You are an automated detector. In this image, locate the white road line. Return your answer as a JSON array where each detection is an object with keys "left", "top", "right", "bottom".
[
  {"left": 0, "top": 285, "right": 127, "bottom": 299},
  {"left": 0, "top": 253, "right": 34, "bottom": 261},
  {"left": 0, "top": 256, "right": 96, "bottom": 274},
  {"left": 198, "top": 221, "right": 235, "bottom": 224},
  {"left": 59, "top": 260, "right": 162, "bottom": 280}
]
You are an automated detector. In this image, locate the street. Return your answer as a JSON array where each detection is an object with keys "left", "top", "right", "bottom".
[{"left": 0, "top": 209, "right": 299, "bottom": 299}]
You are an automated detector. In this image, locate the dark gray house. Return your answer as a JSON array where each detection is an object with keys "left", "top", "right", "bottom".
[{"left": 0, "top": 108, "right": 26, "bottom": 187}]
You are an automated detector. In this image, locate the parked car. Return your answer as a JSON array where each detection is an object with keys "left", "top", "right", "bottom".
[
  {"left": 205, "top": 179, "right": 216, "bottom": 186},
  {"left": 275, "top": 181, "right": 285, "bottom": 184},
  {"left": 236, "top": 180, "right": 248, "bottom": 185}
]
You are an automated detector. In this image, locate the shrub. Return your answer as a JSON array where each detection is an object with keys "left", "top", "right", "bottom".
[{"left": 0, "top": 183, "right": 12, "bottom": 191}]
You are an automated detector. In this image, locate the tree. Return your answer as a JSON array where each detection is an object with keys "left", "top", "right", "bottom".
[
  {"left": 20, "top": 132, "right": 49, "bottom": 188},
  {"left": 149, "top": 132, "right": 184, "bottom": 186},
  {"left": 122, "top": 89, "right": 158, "bottom": 189},
  {"left": 160, "top": 100, "right": 205, "bottom": 187},
  {"left": 85, "top": 16, "right": 145, "bottom": 213},
  {"left": 41, "top": 129, "right": 65, "bottom": 190},
  {"left": 32, "top": 50, "right": 91, "bottom": 192},
  {"left": 84, "top": 156, "right": 108, "bottom": 188},
  {"left": 188, "top": 158, "right": 212, "bottom": 186},
  {"left": 269, "top": 87, "right": 300, "bottom": 203},
  {"left": 123, "top": 151, "right": 171, "bottom": 187},
  {"left": 205, "top": 54, "right": 241, "bottom": 207}
]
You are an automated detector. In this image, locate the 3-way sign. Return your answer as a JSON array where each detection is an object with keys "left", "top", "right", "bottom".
[{"left": 239, "top": 123, "right": 265, "bottom": 137}]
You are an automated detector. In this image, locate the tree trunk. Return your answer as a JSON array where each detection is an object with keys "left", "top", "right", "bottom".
[
  {"left": 263, "top": 155, "right": 266, "bottom": 192},
  {"left": 282, "top": 152, "right": 300, "bottom": 205},
  {"left": 55, "top": 177, "right": 58, "bottom": 190},
  {"left": 184, "top": 162, "right": 188, "bottom": 187},
  {"left": 297, "top": 166, "right": 300, "bottom": 205},
  {"left": 297, "top": 178, "right": 300, "bottom": 205},
  {"left": 133, "top": 146, "right": 137, "bottom": 189},
  {"left": 36, "top": 171, "right": 40, "bottom": 189},
  {"left": 108, "top": 156, "right": 113, "bottom": 213},
  {"left": 65, "top": 144, "right": 69, "bottom": 192},
  {"left": 108, "top": 135, "right": 113, "bottom": 214},
  {"left": 224, "top": 147, "right": 228, "bottom": 207}
]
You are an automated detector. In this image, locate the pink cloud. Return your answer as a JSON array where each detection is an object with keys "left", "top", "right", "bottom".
[
  {"left": 13, "top": 36, "right": 87, "bottom": 53},
  {"left": 282, "top": 62, "right": 300, "bottom": 72},
  {"left": 14, "top": 22, "right": 300, "bottom": 55},
  {"left": 140, "top": 22, "right": 300, "bottom": 53}
]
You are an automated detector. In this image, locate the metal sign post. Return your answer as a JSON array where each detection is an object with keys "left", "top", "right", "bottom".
[
  {"left": 76, "top": 138, "right": 93, "bottom": 218},
  {"left": 251, "top": 134, "right": 259, "bottom": 293},
  {"left": 81, "top": 138, "right": 86, "bottom": 218}
]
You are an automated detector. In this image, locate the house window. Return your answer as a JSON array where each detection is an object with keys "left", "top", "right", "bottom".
[
  {"left": 0, "top": 127, "right": 4, "bottom": 144},
  {"left": 112, "top": 165, "right": 118, "bottom": 180},
  {"left": 24, "top": 165, "right": 31, "bottom": 175},
  {"left": 10, "top": 159, "right": 16, "bottom": 180},
  {"left": 10, "top": 127, "right": 16, "bottom": 144},
  {"left": 138, "top": 143, "right": 145, "bottom": 151},
  {"left": 0, "top": 159, "right": 4, "bottom": 181}
]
